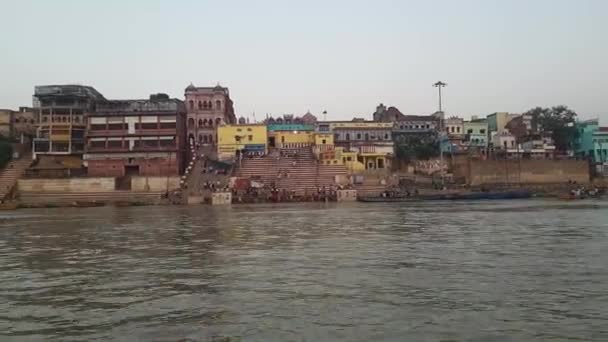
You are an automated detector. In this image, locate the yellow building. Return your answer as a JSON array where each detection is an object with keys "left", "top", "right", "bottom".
[
  {"left": 314, "top": 132, "right": 333, "bottom": 146},
  {"left": 217, "top": 124, "right": 267, "bottom": 160}
]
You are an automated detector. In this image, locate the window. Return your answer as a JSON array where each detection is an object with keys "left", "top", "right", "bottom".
[
  {"left": 143, "top": 139, "right": 158, "bottom": 148},
  {"left": 159, "top": 122, "right": 176, "bottom": 129},
  {"left": 203, "top": 135, "right": 208, "bottom": 143},
  {"left": 138, "top": 123, "right": 157, "bottom": 130},
  {"left": 247, "top": 128, "right": 252, "bottom": 132},
  {"left": 467, "top": 129, "right": 473, "bottom": 134},
  {"left": 216, "top": 118, "right": 222, "bottom": 126},
  {"left": 160, "top": 138, "right": 175, "bottom": 147},
  {"left": 457, "top": 127, "right": 461, "bottom": 133},
  {"left": 90, "top": 124, "right": 106, "bottom": 131},
  {"left": 198, "top": 119, "right": 203, "bottom": 128},
  {"left": 248, "top": 135, "right": 253, "bottom": 141},
  {"left": 237, "top": 128, "right": 242, "bottom": 132},
  {"left": 90, "top": 140, "right": 105, "bottom": 148},
  {"left": 189, "top": 100, "right": 194, "bottom": 110},
  {"left": 42, "top": 116, "right": 48, "bottom": 123},
  {"left": 216, "top": 100, "right": 222, "bottom": 110},
  {"left": 198, "top": 101, "right": 203, "bottom": 110},
  {"left": 235, "top": 136, "right": 241, "bottom": 142},
  {"left": 385, "top": 133, "right": 389, "bottom": 140},
  {"left": 356, "top": 133, "right": 361, "bottom": 140},
  {"left": 107, "top": 140, "right": 123, "bottom": 148},
  {"left": 187, "top": 118, "right": 194, "bottom": 127},
  {"left": 480, "top": 129, "right": 486, "bottom": 134},
  {"left": 322, "top": 139, "right": 326, "bottom": 144},
  {"left": 345, "top": 133, "right": 350, "bottom": 140},
  {"left": 108, "top": 123, "right": 126, "bottom": 130}
]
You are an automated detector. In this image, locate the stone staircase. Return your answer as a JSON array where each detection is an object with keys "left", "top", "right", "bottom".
[
  {"left": 18, "top": 191, "right": 162, "bottom": 206},
  {"left": 0, "top": 156, "right": 33, "bottom": 201},
  {"left": 234, "top": 147, "right": 348, "bottom": 196}
]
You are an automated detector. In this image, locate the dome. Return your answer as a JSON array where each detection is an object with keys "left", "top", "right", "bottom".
[{"left": 185, "top": 83, "right": 196, "bottom": 91}]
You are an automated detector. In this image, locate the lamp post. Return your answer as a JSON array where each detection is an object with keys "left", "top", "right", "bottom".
[{"left": 433, "top": 81, "right": 447, "bottom": 113}]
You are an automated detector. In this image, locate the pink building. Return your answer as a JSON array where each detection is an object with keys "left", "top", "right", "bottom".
[{"left": 184, "top": 84, "right": 236, "bottom": 146}]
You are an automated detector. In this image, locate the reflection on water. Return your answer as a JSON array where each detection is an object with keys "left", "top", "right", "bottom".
[{"left": 1, "top": 200, "right": 607, "bottom": 341}]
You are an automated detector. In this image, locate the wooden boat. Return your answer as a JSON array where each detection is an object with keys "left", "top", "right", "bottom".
[
  {"left": 0, "top": 202, "right": 18, "bottom": 210},
  {"left": 359, "top": 190, "right": 532, "bottom": 202}
]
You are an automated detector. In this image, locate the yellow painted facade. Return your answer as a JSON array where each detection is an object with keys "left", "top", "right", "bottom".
[
  {"left": 314, "top": 133, "right": 334, "bottom": 146},
  {"left": 217, "top": 124, "right": 267, "bottom": 159},
  {"left": 270, "top": 130, "right": 314, "bottom": 146}
]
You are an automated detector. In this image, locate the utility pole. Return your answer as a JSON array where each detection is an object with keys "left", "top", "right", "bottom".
[
  {"left": 433, "top": 81, "right": 447, "bottom": 187},
  {"left": 433, "top": 81, "right": 447, "bottom": 113}
]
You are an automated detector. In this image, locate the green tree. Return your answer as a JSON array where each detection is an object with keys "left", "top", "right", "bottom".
[{"left": 524, "top": 105, "right": 578, "bottom": 152}]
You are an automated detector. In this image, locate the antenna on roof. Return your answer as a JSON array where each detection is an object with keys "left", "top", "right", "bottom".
[{"left": 323, "top": 110, "right": 327, "bottom": 121}]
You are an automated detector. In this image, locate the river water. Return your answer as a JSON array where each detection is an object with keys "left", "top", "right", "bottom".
[{"left": 1, "top": 200, "right": 607, "bottom": 341}]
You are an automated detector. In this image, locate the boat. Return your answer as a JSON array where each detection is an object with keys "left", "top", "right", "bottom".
[{"left": 358, "top": 190, "right": 532, "bottom": 202}]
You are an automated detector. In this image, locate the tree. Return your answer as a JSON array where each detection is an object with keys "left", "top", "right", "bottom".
[{"left": 524, "top": 105, "right": 578, "bottom": 152}]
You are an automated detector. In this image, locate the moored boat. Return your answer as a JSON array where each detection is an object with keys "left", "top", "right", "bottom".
[{"left": 358, "top": 190, "right": 532, "bottom": 202}]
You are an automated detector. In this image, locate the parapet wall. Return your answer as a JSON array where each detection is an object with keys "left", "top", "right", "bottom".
[
  {"left": 18, "top": 177, "right": 115, "bottom": 192},
  {"left": 453, "top": 159, "right": 589, "bottom": 185}
]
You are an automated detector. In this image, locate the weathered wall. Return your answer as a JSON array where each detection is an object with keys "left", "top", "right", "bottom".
[
  {"left": 131, "top": 176, "right": 180, "bottom": 192},
  {"left": 87, "top": 158, "right": 179, "bottom": 177},
  {"left": 452, "top": 159, "right": 589, "bottom": 185},
  {"left": 18, "top": 177, "right": 115, "bottom": 192}
]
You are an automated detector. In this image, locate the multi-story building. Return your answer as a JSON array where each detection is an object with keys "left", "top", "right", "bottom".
[
  {"left": 217, "top": 124, "right": 267, "bottom": 161},
  {"left": 84, "top": 93, "right": 186, "bottom": 177},
  {"left": 32, "top": 85, "right": 106, "bottom": 159},
  {"left": 184, "top": 84, "right": 236, "bottom": 146},
  {"left": 321, "top": 120, "right": 394, "bottom": 170},
  {"left": 444, "top": 116, "right": 465, "bottom": 152},
  {"left": 0, "top": 107, "right": 36, "bottom": 140},
  {"left": 486, "top": 112, "right": 519, "bottom": 134},
  {"left": 464, "top": 120, "right": 489, "bottom": 152},
  {"left": 575, "top": 119, "right": 608, "bottom": 164}
]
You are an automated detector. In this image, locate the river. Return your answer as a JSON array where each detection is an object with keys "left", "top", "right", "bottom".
[{"left": 1, "top": 200, "right": 607, "bottom": 341}]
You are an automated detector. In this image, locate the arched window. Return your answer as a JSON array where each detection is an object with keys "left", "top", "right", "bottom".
[
  {"left": 203, "top": 101, "right": 209, "bottom": 109},
  {"left": 216, "top": 100, "right": 221, "bottom": 110},
  {"left": 203, "top": 135, "right": 208, "bottom": 143},
  {"left": 208, "top": 120, "right": 213, "bottom": 128},
  {"left": 209, "top": 134, "right": 214, "bottom": 143},
  {"left": 198, "top": 101, "right": 203, "bottom": 110},
  {"left": 187, "top": 118, "right": 194, "bottom": 128},
  {"left": 189, "top": 100, "right": 194, "bottom": 110},
  {"left": 216, "top": 118, "right": 221, "bottom": 126},
  {"left": 384, "top": 133, "right": 389, "bottom": 140},
  {"left": 346, "top": 133, "right": 350, "bottom": 140},
  {"left": 365, "top": 133, "right": 369, "bottom": 141},
  {"left": 198, "top": 134, "right": 203, "bottom": 143},
  {"left": 198, "top": 119, "right": 203, "bottom": 128}
]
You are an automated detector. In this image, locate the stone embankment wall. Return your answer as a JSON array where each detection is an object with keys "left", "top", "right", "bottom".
[
  {"left": 130, "top": 177, "right": 180, "bottom": 192},
  {"left": 452, "top": 159, "right": 589, "bottom": 185},
  {"left": 18, "top": 177, "right": 115, "bottom": 192}
]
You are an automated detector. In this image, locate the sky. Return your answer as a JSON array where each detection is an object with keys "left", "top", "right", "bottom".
[{"left": 1, "top": 0, "right": 607, "bottom": 122}]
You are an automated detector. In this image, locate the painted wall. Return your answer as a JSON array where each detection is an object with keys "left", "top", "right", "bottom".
[
  {"left": 217, "top": 124, "right": 267, "bottom": 158},
  {"left": 18, "top": 177, "right": 115, "bottom": 192}
]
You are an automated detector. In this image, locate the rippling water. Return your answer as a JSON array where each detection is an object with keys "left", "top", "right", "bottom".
[{"left": 1, "top": 200, "right": 607, "bottom": 341}]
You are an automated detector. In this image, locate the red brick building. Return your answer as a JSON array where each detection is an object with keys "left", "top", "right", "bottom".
[
  {"left": 184, "top": 84, "right": 236, "bottom": 146},
  {"left": 84, "top": 94, "right": 186, "bottom": 177}
]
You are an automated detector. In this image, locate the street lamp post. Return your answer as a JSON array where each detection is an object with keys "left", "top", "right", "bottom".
[
  {"left": 433, "top": 81, "right": 447, "bottom": 113},
  {"left": 433, "top": 81, "right": 447, "bottom": 187}
]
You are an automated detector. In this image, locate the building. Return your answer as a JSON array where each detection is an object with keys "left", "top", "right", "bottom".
[
  {"left": 266, "top": 123, "right": 315, "bottom": 149},
  {"left": 444, "top": 116, "right": 465, "bottom": 152},
  {"left": 487, "top": 112, "right": 519, "bottom": 134},
  {"left": 464, "top": 120, "right": 488, "bottom": 148},
  {"left": 575, "top": 119, "right": 608, "bottom": 164},
  {"left": 505, "top": 114, "right": 535, "bottom": 142},
  {"left": 84, "top": 93, "right": 186, "bottom": 177},
  {"left": 184, "top": 84, "right": 236, "bottom": 146},
  {"left": 321, "top": 120, "right": 394, "bottom": 170},
  {"left": 217, "top": 124, "right": 267, "bottom": 161},
  {"left": 32, "top": 85, "right": 106, "bottom": 158},
  {"left": 492, "top": 131, "right": 517, "bottom": 151}
]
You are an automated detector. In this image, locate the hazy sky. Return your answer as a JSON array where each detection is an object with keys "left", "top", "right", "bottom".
[{"left": 1, "top": 0, "right": 607, "bottom": 121}]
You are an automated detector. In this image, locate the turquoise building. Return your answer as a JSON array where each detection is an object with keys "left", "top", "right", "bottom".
[{"left": 574, "top": 119, "right": 608, "bottom": 163}]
